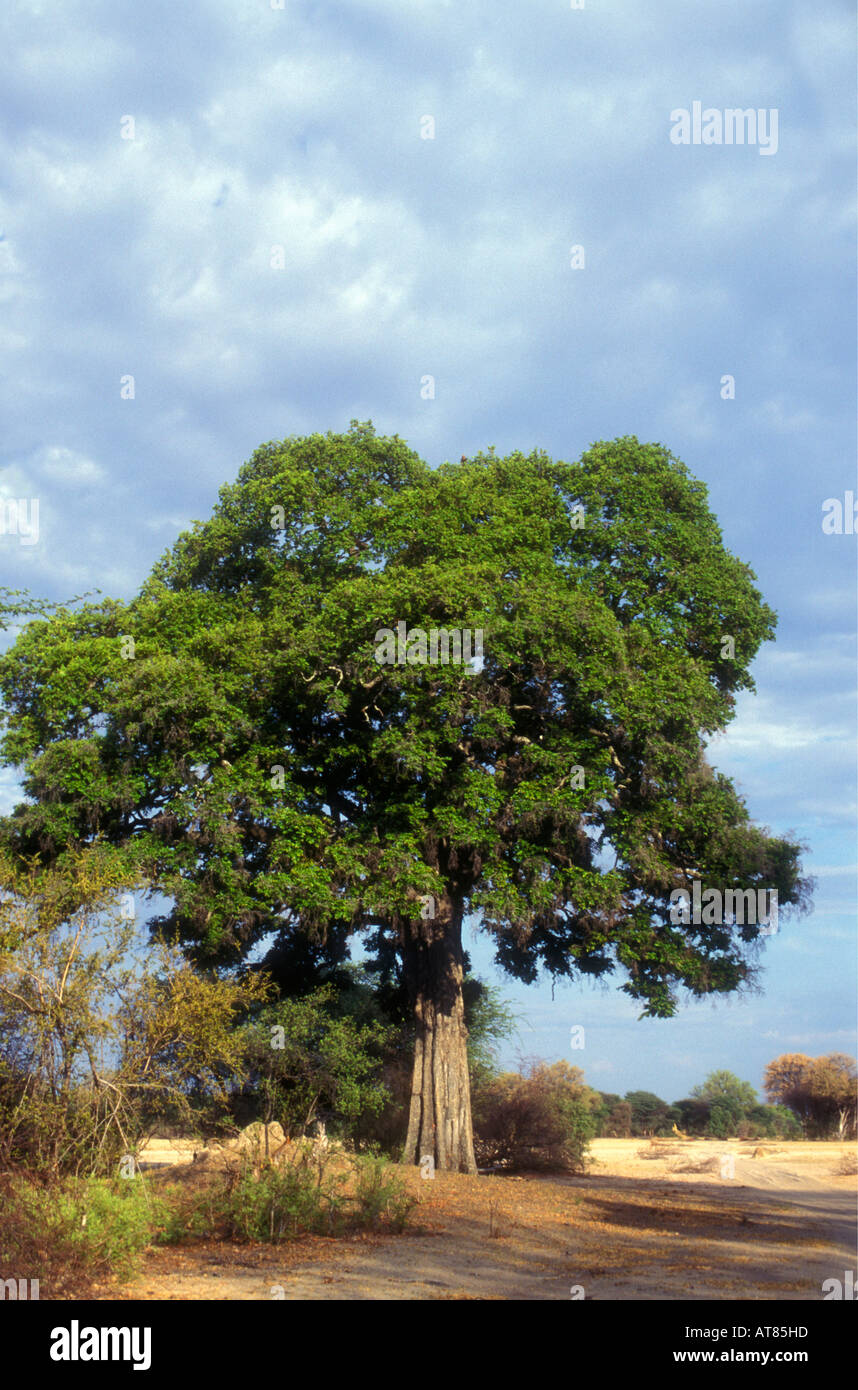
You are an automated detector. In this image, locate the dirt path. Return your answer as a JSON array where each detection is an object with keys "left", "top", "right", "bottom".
[
  {"left": 755, "top": 1186, "right": 856, "bottom": 1264},
  {"left": 111, "top": 1140, "right": 856, "bottom": 1301}
]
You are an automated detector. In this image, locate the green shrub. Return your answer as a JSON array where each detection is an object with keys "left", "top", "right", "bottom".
[
  {"left": 0, "top": 1175, "right": 166, "bottom": 1292},
  {"left": 42, "top": 1179, "right": 165, "bottom": 1279},
  {"left": 172, "top": 1147, "right": 415, "bottom": 1243},
  {"left": 744, "top": 1103, "right": 802, "bottom": 1140},
  {"left": 706, "top": 1098, "right": 743, "bottom": 1138},
  {"left": 236, "top": 987, "right": 394, "bottom": 1140},
  {"left": 351, "top": 1154, "right": 415, "bottom": 1231},
  {"left": 223, "top": 1161, "right": 346, "bottom": 1240}
]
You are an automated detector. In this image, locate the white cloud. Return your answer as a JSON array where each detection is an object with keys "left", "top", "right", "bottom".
[
  {"left": 754, "top": 397, "right": 818, "bottom": 434},
  {"left": 586, "top": 1058, "right": 617, "bottom": 1076},
  {"left": 712, "top": 708, "right": 850, "bottom": 754},
  {"left": 35, "top": 446, "right": 104, "bottom": 483}
]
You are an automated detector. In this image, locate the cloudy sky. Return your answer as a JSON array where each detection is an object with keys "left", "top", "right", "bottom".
[{"left": 0, "top": 0, "right": 854, "bottom": 1104}]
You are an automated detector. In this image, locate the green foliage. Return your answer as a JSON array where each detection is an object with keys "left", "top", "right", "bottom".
[
  {"left": 187, "top": 1157, "right": 345, "bottom": 1241},
  {"left": 706, "top": 1098, "right": 742, "bottom": 1139},
  {"left": 473, "top": 1059, "right": 596, "bottom": 1171},
  {"left": 692, "top": 1069, "right": 758, "bottom": 1109},
  {"left": 624, "top": 1089, "right": 675, "bottom": 1136},
  {"left": 0, "top": 1175, "right": 165, "bottom": 1289},
  {"left": 236, "top": 957, "right": 518, "bottom": 1156},
  {"left": 465, "top": 982, "right": 520, "bottom": 1088},
  {"left": 0, "top": 424, "right": 811, "bottom": 1022},
  {"left": 351, "top": 1153, "right": 416, "bottom": 1230},
  {"left": 592, "top": 1092, "right": 633, "bottom": 1137},
  {"left": 236, "top": 985, "right": 394, "bottom": 1138},
  {"left": 586, "top": 1070, "right": 802, "bottom": 1140},
  {"left": 171, "top": 1148, "right": 414, "bottom": 1242},
  {"left": 38, "top": 1178, "right": 165, "bottom": 1279},
  {"left": 743, "top": 1104, "right": 801, "bottom": 1140},
  {"left": 0, "top": 587, "right": 96, "bottom": 636},
  {"left": 673, "top": 1073, "right": 801, "bottom": 1139},
  {"left": 688, "top": 1071, "right": 759, "bottom": 1137}
]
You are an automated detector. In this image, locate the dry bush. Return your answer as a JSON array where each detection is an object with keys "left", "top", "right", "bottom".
[
  {"left": 487, "top": 1200, "right": 514, "bottom": 1239},
  {"left": 0, "top": 851, "right": 271, "bottom": 1180},
  {"left": 833, "top": 1152, "right": 858, "bottom": 1176},
  {"left": 668, "top": 1156, "right": 721, "bottom": 1175},
  {"left": 473, "top": 1060, "right": 595, "bottom": 1173}
]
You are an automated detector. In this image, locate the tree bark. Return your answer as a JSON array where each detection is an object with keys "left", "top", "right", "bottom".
[{"left": 401, "top": 893, "right": 478, "bottom": 1174}]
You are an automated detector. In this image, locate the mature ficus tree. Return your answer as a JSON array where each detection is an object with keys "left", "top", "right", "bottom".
[{"left": 0, "top": 423, "right": 810, "bottom": 1172}]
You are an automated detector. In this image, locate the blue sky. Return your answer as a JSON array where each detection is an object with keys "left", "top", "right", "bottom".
[{"left": 0, "top": 0, "right": 854, "bottom": 1105}]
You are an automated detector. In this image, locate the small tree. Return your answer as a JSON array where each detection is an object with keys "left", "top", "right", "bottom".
[
  {"left": 707, "top": 1098, "right": 743, "bottom": 1138},
  {"left": 690, "top": 1070, "right": 758, "bottom": 1138},
  {"left": 236, "top": 985, "right": 395, "bottom": 1139},
  {"left": 0, "top": 849, "right": 268, "bottom": 1176},
  {"left": 605, "top": 1098, "right": 633, "bottom": 1138}
]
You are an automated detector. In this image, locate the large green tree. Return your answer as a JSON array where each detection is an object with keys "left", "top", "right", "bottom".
[
  {"left": 691, "top": 1069, "right": 758, "bottom": 1110},
  {"left": 0, "top": 424, "right": 809, "bottom": 1171},
  {"left": 624, "top": 1089, "right": 675, "bottom": 1137}
]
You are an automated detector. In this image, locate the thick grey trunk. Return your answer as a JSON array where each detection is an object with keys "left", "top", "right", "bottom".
[{"left": 401, "top": 894, "right": 477, "bottom": 1174}]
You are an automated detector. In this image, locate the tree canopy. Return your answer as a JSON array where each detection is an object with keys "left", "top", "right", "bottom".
[
  {"left": 0, "top": 424, "right": 811, "bottom": 1169},
  {"left": 691, "top": 1069, "right": 758, "bottom": 1109}
]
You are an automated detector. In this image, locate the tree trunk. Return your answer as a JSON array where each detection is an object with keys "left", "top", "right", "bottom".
[{"left": 401, "top": 893, "right": 477, "bottom": 1174}]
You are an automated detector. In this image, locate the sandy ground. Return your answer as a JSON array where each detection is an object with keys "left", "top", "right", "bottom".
[{"left": 109, "top": 1136, "right": 856, "bottom": 1301}]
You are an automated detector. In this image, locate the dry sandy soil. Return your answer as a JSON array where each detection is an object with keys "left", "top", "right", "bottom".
[{"left": 105, "top": 1136, "right": 856, "bottom": 1302}]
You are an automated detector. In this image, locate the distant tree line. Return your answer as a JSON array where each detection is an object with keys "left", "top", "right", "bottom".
[{"left": 589, "top": 1059, "right": 856, "bottom": 1141}]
